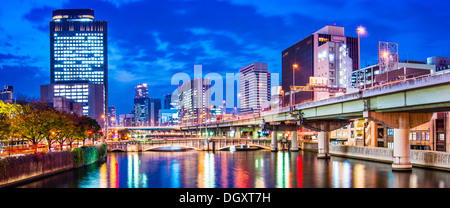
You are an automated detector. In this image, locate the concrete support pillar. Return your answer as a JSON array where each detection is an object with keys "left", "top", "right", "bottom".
[
  {"left": 291, "top": 126, "right": 299, "bottom": 152},
  {"left": 317, "top": 131, "right": 330, "bottom": 159},
  {"left": 392, "top": 112, "right": 412, "bottom": 171},
  {"left": 236, "top": 127, "right": 241, "bottom": 138},
  {"left": 271, "top": 127, "right": 278, "bottom": 152}
]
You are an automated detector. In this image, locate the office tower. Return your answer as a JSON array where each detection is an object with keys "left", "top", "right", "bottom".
[
  {"left": 133, "top": 83, "right": 161, "bottom": 126},
  {"left": 135, "top": 83, "right": 148, "bottom": 98},
  {"left": 119, "top": 114, "right": 134, "bottom": 127},
  {"left": 178, "top": 78, "right": 211, "bottom": 125},
  {"left": 41, "top": 83, "right": 104, "bottom": 120},
  {"left": 240, "top": 63, "right": 271, "bottom": 113},
  {"left": 149, "top": 98, "right": 161, "bottom": 126},
  {"left": 164, "top": 94, "right": 174, "bottom": 109},
  {"left": 134, "top": 97, "right": 149, "bottom": 126},
  {"left": 0, "top": 85, "right": 13, "bottom": 103},
  {"left": 48, "top": 9, "right": 107, "bottom": 126},
  {"left": 282, "top": 25, "right": 359, "bottom": 104},
  {"left": 108, "top": 106, "right": 117, "bottom": 127}
]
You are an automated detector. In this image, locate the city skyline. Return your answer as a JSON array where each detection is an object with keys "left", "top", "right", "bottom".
[{"left": 1, "top": 0, "right": 450, "bottom": 116}]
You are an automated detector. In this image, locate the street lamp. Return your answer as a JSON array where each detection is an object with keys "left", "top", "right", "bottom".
[
  {"left": 381, "top": 51, "right": 390, "bottom": 83},
  {"left": 356, "top": 25, "right": 366, "bottom": 89},
  {"left": 280, "top": 89, "right": 284, "bottom": 107},
  {"left": 101, "top": 114, "right": 108, "bottom": 141},
  {"left": 291, "top": 64, "right": 299, "bottom": 110}
]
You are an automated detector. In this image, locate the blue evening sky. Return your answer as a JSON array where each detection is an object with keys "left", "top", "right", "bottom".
[{"left": 0, "top": 0, "right": 449, "bottom": 116}]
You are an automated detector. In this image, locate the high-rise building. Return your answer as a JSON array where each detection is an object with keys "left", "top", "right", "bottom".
[
  {"left": 282, "top": 25, "right": 359, "bottom": 104},
  {"left": 148, "top": 98, "right": 161, "bottom": 126},
  {"left": 134, "top": 97, "right": 149, "bottom": 126},
  {"left": 0, "top": 85, "right": 13, "bottom": 103},
  {"left": 178, "top": 78, "right": 211, "bottom": 125},
  {"left": 239, "top": 63, "right": 271, "bottom": 113},
  {"left": 47, "top": 9, "right": 108, "bottom": 126},
  {"left": 108, "top": 106, "right": 117, "bottom": 127},
  {"left": 133, "top": 83, "right": 161, "bottom": 126},
  {"left": 119, "top": 114, "right": 134, "bottom": 127},
  {"left": 135, "top": 83, "right": 148, "bottom": 98},
  {"left": 164, "top": 94, "right": 174, "bottom": 109}
]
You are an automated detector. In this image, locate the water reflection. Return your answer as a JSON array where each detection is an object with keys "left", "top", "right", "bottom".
[{"left": 16, "top": 150, "right": 450, "bottom": 188}]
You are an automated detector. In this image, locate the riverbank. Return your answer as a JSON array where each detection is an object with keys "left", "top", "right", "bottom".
[
  {"left": 0, "top": 143, "right": 107, "bottom": 188},
  {"left": 302, "top": 142, "right": 450, "bottom": 171}
]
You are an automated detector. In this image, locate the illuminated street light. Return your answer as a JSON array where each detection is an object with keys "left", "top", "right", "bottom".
[
  {"left": 356, "top": 26, "right": 366, "bottom": 37},
  {"left": 356, "top": 25, "right": 367, "bottom": 89}
]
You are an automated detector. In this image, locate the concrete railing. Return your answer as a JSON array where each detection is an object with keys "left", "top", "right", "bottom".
[
  {"left": 329, "top": 144, "right": 450, "bottom": 170},
  {"left": 330, "top": 144, "right": 393, "bottom": 163}
]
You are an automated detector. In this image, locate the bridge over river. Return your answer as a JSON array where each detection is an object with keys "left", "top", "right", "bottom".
[{"left": 106, "top": 138, "right": 288, "bottom": 152}]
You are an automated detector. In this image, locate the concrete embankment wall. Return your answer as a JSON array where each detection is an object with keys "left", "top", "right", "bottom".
[
  {"left": 0, "top": 143, "right": 107, "bottom": 188},
  {"left": 302, "top": 142, "right": 450, "bottom": 171}
]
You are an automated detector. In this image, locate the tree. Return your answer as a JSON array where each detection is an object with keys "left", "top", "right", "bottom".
[
  {"left": 13, "top": 101, "right": 57, "bottom": 153},
  {"left": 118, "top": 129, "right": 130, "bottom": 141},
  {"left": 0, "top": 101, "right": 22, "bottom": 155}
]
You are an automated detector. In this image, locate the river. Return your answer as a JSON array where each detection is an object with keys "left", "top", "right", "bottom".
[{"left": 15, "top": 150, "right": 450, "bottom": 188}]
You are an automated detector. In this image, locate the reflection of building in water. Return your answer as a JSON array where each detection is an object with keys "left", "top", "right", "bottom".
[
  {"left": 276, "top": 152, "right": 291, "bottom": 188},
  {"left": 197, "top": 152, "right": 215, "bottom": 188},
  {"left": 127, "top": 154, "right": 148, "bottom": 188}
]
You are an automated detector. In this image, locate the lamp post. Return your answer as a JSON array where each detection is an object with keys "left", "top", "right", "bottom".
[
  {"left": 101, "top": 114, "right": 108, "bottom": 141},
  {"left": 357, "top": 26, "right": 366, "bottom": 89},
  {"left": 381, "top": 51, "right": 390, "bottom": 83},
  {"left": 290, "top": 64, "right": 298, "bottom": 114}
]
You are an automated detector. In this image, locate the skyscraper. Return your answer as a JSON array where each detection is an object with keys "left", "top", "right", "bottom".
[
  {"left": 282, "top": 25, "right": 358, "bottom": 105},
  {"left": 133, "top": 83, "right": 161, "bottom": 126},
  {"left": 135, "top": 83, "right": 148, "bottom": 98},
  {"left": 178, "top": 78, "right": 211, "bottom": 125},
  {"left": 240, "top": 62, "right": 271, "bottom": 113},
  {"left": 44, "top": 9, "right": 108, "bottom": 127}
]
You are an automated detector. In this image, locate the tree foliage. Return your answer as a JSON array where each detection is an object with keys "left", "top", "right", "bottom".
[{"left": 0, "top": 99, "right": 104, "bottom": 153}]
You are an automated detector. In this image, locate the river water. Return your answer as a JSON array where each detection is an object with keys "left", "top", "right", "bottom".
[{"left": 16, "top": 150, "right": 450, "bottom": 188}]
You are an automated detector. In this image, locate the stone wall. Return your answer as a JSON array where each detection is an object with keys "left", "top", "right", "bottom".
[
  {"left": 329, "top": 144, "right": 450, "bottom": 170},
  {"left": 330, "top": 144, "right": 393, "bottom": 163},
  {"left": 302, "top": 142, "right": 450, "bottom": 170},
  {"left": 0, "top": 143, "right": 107, "bottom": 188}
]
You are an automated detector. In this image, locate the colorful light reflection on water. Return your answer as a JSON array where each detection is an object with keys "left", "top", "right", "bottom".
[{"left": 17, "top": 150, "right": 450, "bottom": 188}]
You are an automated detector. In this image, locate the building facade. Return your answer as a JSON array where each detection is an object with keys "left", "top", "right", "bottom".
[
  {"left": 352, "top": 60, "right": 435, "bottom": 88},
  {"left": 41, "top": 83, "right": 104, "bottom": 123},
  {"left": 239, "top": 62, "right": 271, "bottom": 113},
  {"left": 133, "top": 83, "right": 161, "bottom": 126},
  {"left": 108, "top": 106, "right": 117, "bottom": 127},
  {"left": 135, "top": 83, "right": 148, "bottom": 99},
  {"left": 48, "top": 9, "right": 107, "bottom": 127},
  {"left": 282, "top": 25, "right": 359, "bottom": 105},
  {"left": 0, "top": 85, "right": 14, "bottom": 103},
  {"left": 178, "top": 78, "right": 211, "bottom": 125}
]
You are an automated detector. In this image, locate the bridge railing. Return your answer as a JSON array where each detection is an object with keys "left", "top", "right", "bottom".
[{"left": 106, "top": 138, "right": 273, "bottom": 151}]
